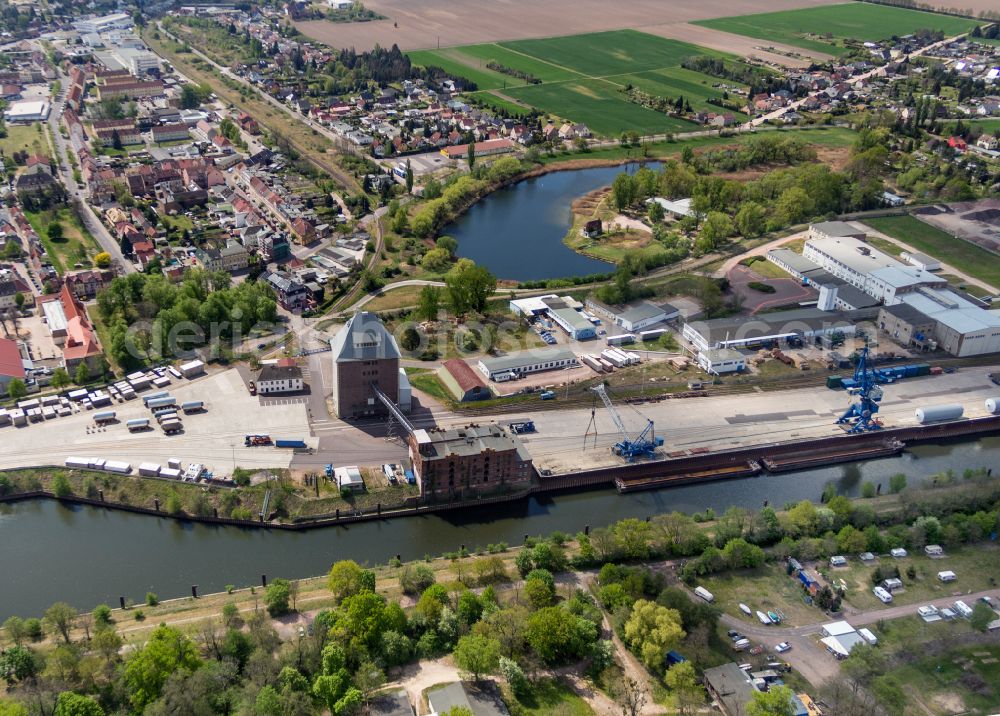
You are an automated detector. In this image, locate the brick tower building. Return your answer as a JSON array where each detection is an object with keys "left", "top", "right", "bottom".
[{"left": 329, "top": 311, "right": 400, "bottom": 419}]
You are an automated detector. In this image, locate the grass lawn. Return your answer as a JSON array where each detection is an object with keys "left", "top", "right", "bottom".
[
  {"left": 820, "top": 543, "right": 1000, "bottom": 612},
  {"left": 361, "top": 284, "right": 428, "bottom": 312},
  {"left": 405, "top": 368, "right": 455, "bottom": 403},
  {"left": 887, "top": 638, "right": 1000, "bottom": 715},
  {"left": 468, "top": 90, "right": 532, "bottom": 117},
  {"left": 503, "top": 678, "right": 595, "bottom": 716},
  {"left": 741, "top": 256, "right": 793, "bottom": 279},
  {"left": 864, "top": 215, "right": 1000, "bottom": 289},
  {"left": 25, "top": 207, "right": 101, "bottom": 274},
  {"left": 162, "top": 213, "right": 195, "bottom": 232},
  {"left": 697, "top": 563, "right": 824, "bottom": 628},
  {"left": 0, "top": 123, "right": 48, "bottom": 157},
  {"left": 411, "top": 30, "right": 739, "bottom": 136},
  {"left": 694, "top": 3, "right": 981, "bottom": 55}
]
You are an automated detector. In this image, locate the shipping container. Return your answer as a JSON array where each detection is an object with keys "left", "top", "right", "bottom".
[
  {"left": 155, "top": 410, "right": 178, "bottom": 423},
  {"left": 181, "top": 401, "right": 204, "bottom": 413},
  {"left": 89, "top": 458, "right": 106, "bottom": 470},
  {"left": 159, "top": 467, "right": 182, "bottom": 479},
  {"left": 41, "top": 395, "right": 60, "bottom": 406},
  {"left": 167, "top": 458, "right": 182, "bottom": 469},
  {"left": 17, "top": 398, "right": 40, "bottom": 410},
  {"left": 606, "top": 333, "right": 636, "bottom": 346},
  {"left": 129, "top": 376, "right": 152, "bottom": 391},
  {"left": 9, "top": 409, "right": 26, "bottom": 426},
  {"left": 639, "top": 328, "right": 667, "bottom": 342},
  {"left": 168, "top": 366, "right": 183, "bottom": 379},
  {"left": 65, "top": 456, "right": 92, "bottom": 469},
  {"left": 152, "top": 376, "right": 171, "bottom": 388},
  {"left": 67, "top": 389, "right": 88, "bottom": 401},
  {"left": 126, "top": 418, "right": 150, "bottom": 431},
  {"left": 142, "top": 391, "right": 170, "bottom": 406},
  {"left": 826, "top": 376, "right": 844, "bottom": 390},
  {"left": 93, "top": 411, "right": 117, "bottom": 424},
  {"left": 179, "top": 360, "right": 205, "bottom": 378},
  {"left": 138, "top": 463, "right": 161, "bottom": 477},
  {"left": 0, "top": 410, "right": 10, "bottom": 427},
  {"left": 580, "top": 355, "right": 604, "bottom": 373},
  {"left": 103, "top": 460, "right": 132, "bottom": 474},
  {"left": 275, "top": 439, "right": 307, "bottom": 449}
]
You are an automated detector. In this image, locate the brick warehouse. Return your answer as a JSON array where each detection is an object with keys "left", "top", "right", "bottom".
[
  {"left": 409, "top": 423, "right": 534, "bottom": 500},
  {"left": 329, "top": 312, "right": 400, "bottom": 419}
]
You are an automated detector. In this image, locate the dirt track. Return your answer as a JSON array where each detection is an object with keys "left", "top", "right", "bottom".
[{"left": 296, "top": 0, "right": 844, "bottom": 52}]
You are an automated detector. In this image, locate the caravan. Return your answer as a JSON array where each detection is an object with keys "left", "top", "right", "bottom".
[{"left": 873, "top": 586, "right": 893, "bottom": 604}]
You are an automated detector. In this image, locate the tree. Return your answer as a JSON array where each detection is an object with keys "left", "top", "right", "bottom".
[
  {"left": 180, "top": 84, "right": 204, "bottom": 109},
  {"left": 611, "top": 173, "right": 637, "bottom": 211},
  {"left": 48, "top": 222, "right": 63, "bottom": 241},
  {"left": 327, "top": 560, "right": 374, "bottom": 603},
  {"left": 53, "top": 692, "right": 104, "bottom": 716},
  {"left": 75, "top": 361, "right": 90, "bottom": 385},
  {"left": 0, "top": 700, "right": 28, "bottom": 716},
  {"left": 400, "top": 564, "right": 435, "bottom": 595},
  {"left": 666, "top": 661, "right": 704, "bottom": 715},
  {"left": 889, "top": 473, "right": 907, "bottom": 494},
  {"left": 123, "top": 624, "right": 202, "bottom": 711},
  {"left": 112, "top": 130, "right": 123, "bottom": 151},
  {"left": 3, "top": 617, "right": 26, "bottom": 647},
  {"left": 52, "top": 473, "right": 72, "bottom": 498},
  {"left": 971, "top": 601, "right": 995, "bottom": 631},
  {"left": 50, "top": 367, "right": 71, "bottom": 390},
  {"left": 466, "top": 142, "right": 475, "bottom": 168},
  {"left": 524, "top": 607, "right": 596, "bottom": 664},
  {"left": 399, "top": 326, "right": 420, "bottom": 352},
  {"left": 648, "top": 200, "right": 665, "bottom": 223},
  {"left": 405, "top": 159, "right": 414, "bottom": 193},
  {"left": 445, "top": 260, "right": 496, "bottom": 315},
  {"left": 43, "top": 602, "right": 78, "bottom": 643},
  {"left": 611, "top": 675, "right": 647, "bottom": 716},
  {"left": 0, "top": 646, "right": 36, "bottom": 685},
  {"left": 747, "top": 685, "right": 795, "bottom": 716},
  {"left": 13, "top": 293, "right": 24, "bottom": 310},
  {"left": 453, "top": 634, "right": 501, "bottom": 681},
  {"left": 623, "top": 600, "right": 685, "bottom": 671},
  {"left": 265, "top": 578, "right": 291, "bottom": 617},
  {"left": 7, "top": 378, "right": 26, "bottom": 401},
  {"left": 416, "top": 285, "right": 441, "bottom": 321},
  {"left": 735, "top": 201, "right": 766, "bottom": 238},
  {"left": 94, "top": 252, "right": 111, "bottom": 269},
  {"left": 421, "top": 247, "right": 452, "bottom": 272},
  {"left": 92, "top": 628, "right": 123, "bottom": 665},
  {"left": 701, "top": 211, "right": 735, "bottom": 245}
]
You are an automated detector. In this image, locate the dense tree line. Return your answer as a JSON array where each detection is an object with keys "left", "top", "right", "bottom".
[{"left": 95, "top": 269, "right": 277, "bottom": 369}]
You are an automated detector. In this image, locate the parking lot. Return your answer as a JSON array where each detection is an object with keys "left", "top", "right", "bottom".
[{"left": 0, "top": 369, "right": 312, "bottom": 476}]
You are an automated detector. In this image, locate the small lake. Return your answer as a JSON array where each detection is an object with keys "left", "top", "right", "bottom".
[{"left": 446, "top": 162, "right": 661, "bottom": 281}]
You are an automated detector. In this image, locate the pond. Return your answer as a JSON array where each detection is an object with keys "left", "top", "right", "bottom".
[{"left": 445, "top": 163, "right": 661, "bottom": 281}]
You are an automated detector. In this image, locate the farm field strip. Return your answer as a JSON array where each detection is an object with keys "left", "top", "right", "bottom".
[
  {"left": 694, "top": 2, "right": 982, "bottom": 54},
  {"left": 409, "top": 30, "right": 745, "bottom": 135}
]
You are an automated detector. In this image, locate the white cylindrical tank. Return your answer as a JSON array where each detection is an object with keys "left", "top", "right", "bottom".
[
  {"left": 915, "top": 404, "right": 964, "bottom": 424},
  {"left": 986, "top": 398, "right": 1000, "bottom": 415}
]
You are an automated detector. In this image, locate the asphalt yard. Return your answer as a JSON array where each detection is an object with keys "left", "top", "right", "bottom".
[{"left": 0, "top": 369, "right": 312, "bottom": 475}]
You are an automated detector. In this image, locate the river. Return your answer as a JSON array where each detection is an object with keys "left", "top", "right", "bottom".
[
  {"left": 446, "top": 163, "right": 661, "bottom": 281},
  {"left": 2, "top": 437, "right": 997, "bottom": 620}
]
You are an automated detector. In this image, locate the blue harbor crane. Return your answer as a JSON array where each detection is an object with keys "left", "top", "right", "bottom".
[
  {"left": 837, "top": 344, "right": 884, "bottom": 433},
  {"left": 591, "top": 384, "right": 664, "bottom": 461}
]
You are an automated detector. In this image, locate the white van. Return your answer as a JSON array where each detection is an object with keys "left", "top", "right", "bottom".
[
  {"left": 694, "top": 586, "right": 714, "bottom": 603},
  {"left": 873, "top": 586, "right": 893, "bottom": 604}
]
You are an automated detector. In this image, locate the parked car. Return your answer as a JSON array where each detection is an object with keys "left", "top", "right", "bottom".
[
  {"left": 749, "top": 646, "right": 764, "bottom": 655},
  {"left": 775, "top": 642, "right": 792, "bottom": 653},
  {"left": 248, "top": 381, "right": 257, "bottom": 396}
]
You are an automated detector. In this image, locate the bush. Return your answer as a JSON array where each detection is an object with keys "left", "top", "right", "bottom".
[
  {"left": 400, "top": 564, "right": 436, "bottom": 595},
  {"left": 145, "top": 592, "right": 159, "bottom": 607},
  {"left": 93, "top": 604, "right": 113, "bottom": 627},
  {"left": 265, "top": 578, "right": 291, "bottom": 617},
  {"left": 747, "top": 281, "right": 776, "bottom": 293}
]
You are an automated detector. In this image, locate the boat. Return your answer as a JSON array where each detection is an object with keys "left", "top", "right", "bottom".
[
  {"left": 756, "top": 611, "right": 772, "bottom": 625},
  {"left": 767, "top": 611, "right": 781, "bottom": 624},
  {"left": 739, "top": 603, "right": 752, "bottom": 616}
]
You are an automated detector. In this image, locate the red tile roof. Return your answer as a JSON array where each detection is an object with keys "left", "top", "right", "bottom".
[
  {"left": 442, "top": 359, "right": 486, "bottom": 393},
  {"left": 0, "top": 338, "right": 24, "bottom": 379}
]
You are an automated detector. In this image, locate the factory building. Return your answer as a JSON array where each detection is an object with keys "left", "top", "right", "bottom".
[
  {"left": 697, "top": 348, "right": 746, "bottom": 375},
  {"left": 4, "top": 101, "right": 49, "bottom": 123},
  {"left": 439, "top": 359, "right": 492, "bottom": 402},
  {"left": 808, "top": 220, "right": 867, "bottom": 242},
  {"left": 408, "top": 423, "right": 533, "bottom": 500},
  {"left": 509, "top": 294, "right": 596, "bottom": 340},
  {"left": 74, "top": 13, "right": 134, "bottom": 34},
  {"left": 878, "top": 304, "right": 937, "bottom": 349},
  {"left": 477, "top": 346, "right": 579, "bottom": 382},
  {"left": 898, "top": 287, "right": 1000, "bottom": 357},
  {"left": 329, "top": 312, "right": 401, "bottom": 419},
  {"left": 682, "top": 307, "right": 870, "bottom": 352},
  {"left": 585, "top": 298, "right": 679, "bottom": 332}
]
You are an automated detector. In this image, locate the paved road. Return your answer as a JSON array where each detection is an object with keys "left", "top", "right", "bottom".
[{"left": 46, "top": 72, "right": 135, "bottom": 274}]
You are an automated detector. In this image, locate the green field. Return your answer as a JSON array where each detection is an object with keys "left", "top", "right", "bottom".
[
  {"left": 0, "top": 124, "right": 48, "bottom": 158},
  {"left": 409, "top": 30, "right": 744, "bottom": 136},
  {"left": 695, "top": 2, "right": 981, "bottom": 54},
  {"left": 864, "top": 215, "right": 1000, "bottom": 289},
  {"left": 505, "top": 79, "right": 695, "bottom": 136}
]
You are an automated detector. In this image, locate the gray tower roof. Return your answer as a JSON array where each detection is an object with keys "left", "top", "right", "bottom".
[{"left": 330, "top": 311, "right": 401, "bottom": 362}]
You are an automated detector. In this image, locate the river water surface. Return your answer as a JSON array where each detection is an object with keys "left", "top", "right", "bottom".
[{"left": 2, "top": 437, "right": 997, "bottom": 619}]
